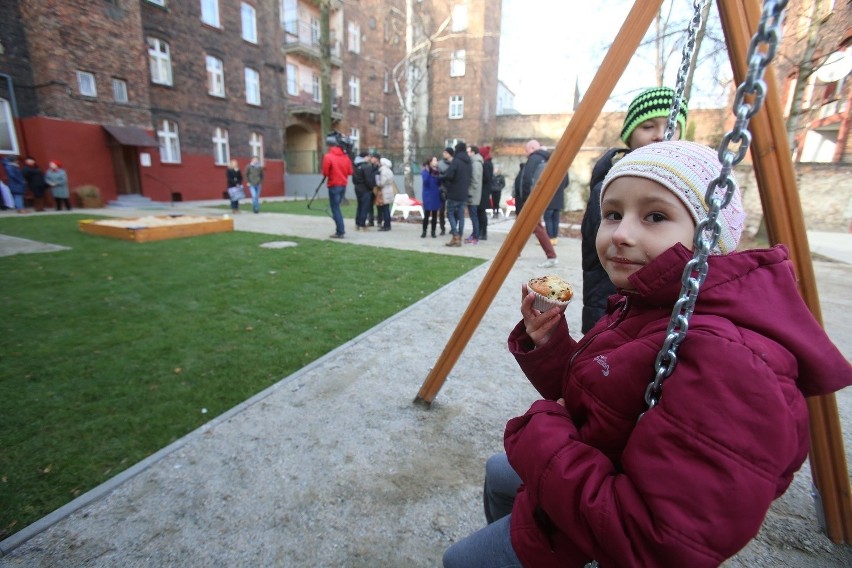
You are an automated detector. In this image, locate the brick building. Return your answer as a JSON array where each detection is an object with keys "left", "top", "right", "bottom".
[{"left": 0, "top": 0, "right": 285, "bottom": 204}]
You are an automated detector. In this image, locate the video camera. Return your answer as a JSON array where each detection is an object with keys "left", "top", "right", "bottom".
[{"left": 325, "top": 131, "right": 355, "bottom": 161}]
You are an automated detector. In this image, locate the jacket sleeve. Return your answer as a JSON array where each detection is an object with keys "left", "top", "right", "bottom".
[
  {"left": 505, "top": 332, "right": 808, "bottom": 567},
  {"left": 507, "top": 316, "right": 575, "bottom": 400}
]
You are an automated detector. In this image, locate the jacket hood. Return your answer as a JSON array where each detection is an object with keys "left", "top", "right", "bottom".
[
  {"left": 454, "top": 151, "right": 471, "bottom": 165},
  {"left": 380, "top": 157, "right": 392, "bottom": 168},
  {"left": 471, "top": 153, "right": 483, "bottom": 165},
  {"left": 627, "top": 244, "right": 851, "bottom": 397}
]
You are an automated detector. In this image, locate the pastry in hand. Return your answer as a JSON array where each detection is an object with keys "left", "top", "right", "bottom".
[{"left": 528, "top": 275, "right": 573, "bottom": 311}]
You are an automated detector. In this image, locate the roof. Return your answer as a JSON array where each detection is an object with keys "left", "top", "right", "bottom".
[{"left": 103, "top": 125, "right": 159, "bottom": 147}]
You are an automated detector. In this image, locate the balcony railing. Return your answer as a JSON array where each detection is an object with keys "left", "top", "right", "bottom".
[
  {"left": 282, "top": 19, "right": 341, "bottom": 66},
  {"left": 287, "top": 91, "right": 343, "bottom": 120}
]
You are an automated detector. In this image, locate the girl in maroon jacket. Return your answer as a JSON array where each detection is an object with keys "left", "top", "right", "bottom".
[{"left": 444, "top": 141, "right": 852, "bottom": 568}]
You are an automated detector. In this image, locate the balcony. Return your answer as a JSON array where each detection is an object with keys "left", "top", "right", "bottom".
[
  {"left": 282, "top": 20, "right": 342, "bottom": 67},
  {"left": 288, "top": 91, "right": 343, "bottom": 121}
]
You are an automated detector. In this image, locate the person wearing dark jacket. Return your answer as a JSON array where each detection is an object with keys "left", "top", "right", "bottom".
[
  {"left": 440, "top": 141, "right": 472, "bottom": 247},
  {"left": 22, "top": 157, "right": 49, "bottom": 211},
  {"left": 2, "top": 156, "right": 27, "bottom": 213},
  {"left": 352, "top": 151, "right": 375, "bottom": 231},
  {"left": 580, "top": 86, "right": 688, "bottom": 333},
  {"left": 226, "top": 159, "right": 243, "bottom": 213},
  {"left": 520, "top": 140, "right": 558, "bottom": 267},
  {"left": 477, "top": 145, "right": 494, "bottom": 240}
]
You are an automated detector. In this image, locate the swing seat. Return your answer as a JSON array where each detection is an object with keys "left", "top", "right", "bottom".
[{"left": 390, "top": 194, "right": 424, "bottom": 219}]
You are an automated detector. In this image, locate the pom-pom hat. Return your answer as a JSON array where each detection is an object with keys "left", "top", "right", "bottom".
[
  {"left": 621, "top": 86, "right": 688, "bottom": 144},
  {"left": 600, "top": 141, "right": 746, "bottom": 255}
]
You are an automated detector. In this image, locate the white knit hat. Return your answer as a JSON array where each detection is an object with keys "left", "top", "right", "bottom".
[{"left": 600, "top": 141, "right": 746, "bottom": 254}]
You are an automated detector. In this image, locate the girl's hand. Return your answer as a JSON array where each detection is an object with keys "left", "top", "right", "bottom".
[{"left": 520, "top": 284, "right": 565, "bottom": 348}]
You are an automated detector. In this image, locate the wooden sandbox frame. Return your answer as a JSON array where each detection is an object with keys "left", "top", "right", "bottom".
[{"left": 79, "top": 215, "right": 234, "bottom": 243}]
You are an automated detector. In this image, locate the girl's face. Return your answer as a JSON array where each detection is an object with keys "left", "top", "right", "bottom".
[
  {"left": 596, "top": 176, "right": 696, "bottom": 290},
  {"left": 430, "top": 157, "right": 438, "bottom": 168},
  {"left": 628, "top": 117, "right": 680, "bottom": 149}
]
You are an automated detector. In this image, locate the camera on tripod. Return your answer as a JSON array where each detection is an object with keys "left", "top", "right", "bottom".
[{"left": 325, "top": 131, "right": 354, "bottom": 161}]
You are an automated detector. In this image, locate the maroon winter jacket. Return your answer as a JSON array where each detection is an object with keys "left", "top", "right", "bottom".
[
  {"left": 506, "top": 244, "right": 851, "bottom": 568},
  {"left": 321, "top": 146, "right": 353, "bottom": 188}
]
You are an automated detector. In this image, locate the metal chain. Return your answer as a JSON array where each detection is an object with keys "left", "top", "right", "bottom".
[
  {"left": 665, "top": 0, "right": 707, "bottom": 141},
  {"left": 645, "top": 0, "right": 789, "bottom": 412}
]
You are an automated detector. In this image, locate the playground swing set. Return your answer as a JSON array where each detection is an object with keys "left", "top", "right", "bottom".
[{"left": 414, "top": 0, "right": 852, "bottom": 546}]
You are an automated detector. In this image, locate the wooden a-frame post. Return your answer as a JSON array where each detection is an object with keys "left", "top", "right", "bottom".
[{"left": 415, "top": 0, "right": 851, "bottom": 543}]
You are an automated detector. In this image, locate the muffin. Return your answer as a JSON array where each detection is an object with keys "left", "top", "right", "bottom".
[{"left": 528, "top": 275, "right": 573, "bottom": 312}]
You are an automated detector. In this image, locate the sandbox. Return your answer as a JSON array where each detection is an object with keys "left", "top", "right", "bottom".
[{"left": 79, "top": 215, "right": 234, "bottom": 243}]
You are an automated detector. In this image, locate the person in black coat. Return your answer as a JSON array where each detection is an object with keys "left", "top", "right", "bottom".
[
  {"left": 22, "top": 157, "right": 49, "bottom": 211},
  {"left": 440, "top": 141, "right": 472, "bottom": 246},
  {"left": 352, "top": 151, "right": 376, "bottom": 231},
  {"left": 477, "top": 145, "right": 494, "bottom": 240}
]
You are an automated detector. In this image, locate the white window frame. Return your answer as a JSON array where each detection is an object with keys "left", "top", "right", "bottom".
[
  {"left": 349, "top": 127, "right": 360, "bottom": 153},
  {"left": 201, "top": 0, "right": 220, "bottom": 27},
  {"left": 0, "top": 98, "right": 20, "bottom": 155},
  {"left": 212, "top": 127, "right": 229, "bottom": 165},
  {"left": 148, "top": 37, "right": 173, "bottom": 86},
  {"left": 245, "top": 67, "right": 261, "bottom": 105},
  {"left": 450, "top": 49, "right": 466, "bottom": 77},
  {"left": 146, "top": 0, "right": 166, "bottom": 6},
  {"left": 311, "top": 73, "right": 321, "bottom": 102},
  {"left": 206, "top": 55, "right": 225, "bottom": 97},
  {"left": 112, "top": 79, "right": 128, "bottom": 103},
  {"left": 347, "top": 22, "right": 360, "bottom": 53},
  {"left": 383, "top": 70, "right": 389, "bottom": 94},
  {"left": 286, "top": 63, "right": 299, "bottom": 95},
  {"left": 383, "top": 116, "right": 389, "bottom": 137},
  {"left": 451, "top": 5, "right": 468, "bottom": 32},
  {"left": 310, "top": 17, "right": 320, "bottom": 45},
  {"left": 241, "top": 3, "right": 258, "bottom": 43},
  {"left": 249, "top": 132, "right": 264, "bottom": 165},
  {"left": 349, "top": 76, "right": 360, "bottom": 106},
  {"left": 76, "top": 71, "right": 97, "bottom": 97},
  {"left": 157, "top": 119, "right": 181, "bottom": 164},
  {"left": 449, "top": 95, "right": 464, "bottom": 119}
]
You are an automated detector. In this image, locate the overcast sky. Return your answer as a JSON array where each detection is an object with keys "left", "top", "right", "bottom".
[{"left": 498, "top": 0, "right": 733, "bottom": 113}]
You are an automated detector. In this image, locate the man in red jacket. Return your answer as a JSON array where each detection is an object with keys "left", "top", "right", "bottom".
[{"left": 321, "top": 134, "right": 353, "bottom": 238}]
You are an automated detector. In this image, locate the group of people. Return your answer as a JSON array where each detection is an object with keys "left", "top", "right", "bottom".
[
  {"left": 225, "top": 156, "right": 266, "bottom": 214},
  {"left": 1, "top": 156, "right": 70, "bottom": 213},
  {"left": 442, "top": 86, "right": 852, "bottom": 567}
]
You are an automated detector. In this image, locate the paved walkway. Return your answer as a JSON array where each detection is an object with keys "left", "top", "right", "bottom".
[{"left": 1, "top": 201, "right": 850, "bottom": 566}]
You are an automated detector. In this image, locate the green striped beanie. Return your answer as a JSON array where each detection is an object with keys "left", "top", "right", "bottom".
[{"left": 620, "top": 87, "right": 688, "bottom": 144}]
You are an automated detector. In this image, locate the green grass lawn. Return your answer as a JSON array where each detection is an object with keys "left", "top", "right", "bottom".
[{"left": 0, "top": 213, "right": 481, "bottom": 539}]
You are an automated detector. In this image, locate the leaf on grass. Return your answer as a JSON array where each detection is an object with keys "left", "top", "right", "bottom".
[
  {"left": 174, "top": 367, "right": 182, "bottom": 374},
  {"left": 41, "top": 464, "right": 53, "bottom": 474},
  {"left": 245, "top": 326, "right": 253, "bottom": 332}
]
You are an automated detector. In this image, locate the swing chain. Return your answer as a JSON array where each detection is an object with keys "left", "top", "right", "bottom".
[
  {"left": 665, "top": 0, "right": 708, "bottom": 141},
  {"left": 645, "top": 0, "right": 788, "bottom": 412}
]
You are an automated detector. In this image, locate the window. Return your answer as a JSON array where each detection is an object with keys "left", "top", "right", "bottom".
[
  {"left": 286, "top": 63, "right": 299, "bottom": 95},
  {"left": 76, "top": 71, "right": 97, "bottom": 97},
  {"left": 112, "top": 79, "right": 128, "bottom": 103},
  {"left": 449, "top": 95, "right": 464, "bottom": 119},
  {"left": 146, "top": 0, "right": 166, "bottom": 6},
  {"left": 0, "top": 98, "right": 20, "bottom": 155},
  {"left": 383, "top": 70, "right": 389, "bottom": 94},
  {"left": 451, "top": 5, "right": 468, "bottom": 32},
  {"left": 245, "top": 67, "right": 261, "bottom": 105},
  {"left": 201, "top": 0, "right": 219, "bottom": 27},
  {"left": 249, "top": 132, "right": 264, "bottom": 165},
  {"left": 450, "top": 50, "right": 466, "bottom": 77},
  {"left": 157, "top": 120, "right": 181, "bottom": 163},
  {"left": 383, "top": 116, "right": 389, "bottom": 137},
  {"left": 349, "top": 76, "right": 360, "bottom": 106},
  {"left": 206, "top": 55, "right": 225, "bottom": 97},
  {"left": 310, "top": 17, "right": 320, "bottom": 45},
  {"left": 311, "top": 73, "right": 321, "bottom": 102},
  {"left": 212, "top": 127, "right": 229, "bottom": 165},
  {"left": 348, "top": 22, "right": 360, "bottom": 53},
  {"left": 148, "top": 37, "right": 172, "bottom": 85},
  {"left": 282, "top": 0, "right": 297, "bottom": 34},
  {"left": 349, "top": 127, "right": 360, "bottom": 153},
  {"left": 241, "top": 3, "right": 257, "bottom": 43}
]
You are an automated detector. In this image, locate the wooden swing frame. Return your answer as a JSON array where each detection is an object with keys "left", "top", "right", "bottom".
[{"left": 414, "top": 0, "right": 852, "bottom": 544}]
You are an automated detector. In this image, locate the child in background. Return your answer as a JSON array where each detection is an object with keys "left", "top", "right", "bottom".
[
  {"left": 443, "top": 141, "right": 852, "bottom": 568},
  {"left": 581, "top": 86, "right": 689, "bottom": 333}
]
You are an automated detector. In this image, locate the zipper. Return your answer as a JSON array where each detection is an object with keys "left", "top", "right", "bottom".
[{"left": 569, "top": 298, "right": 631, "bottom": 368}]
